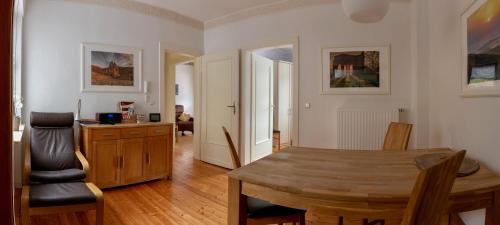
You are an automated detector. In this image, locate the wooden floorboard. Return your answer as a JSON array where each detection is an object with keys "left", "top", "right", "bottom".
[{"left": 19, "top": 135, "right": 344, "bottom": 225}]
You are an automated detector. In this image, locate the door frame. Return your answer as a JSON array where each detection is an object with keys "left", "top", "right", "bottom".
[
  {"left": 0, "top": 0, "right": 14, "bottom": 224},
  {"left": 158, "top": 42, "right": 203, "bottom": 159},
  {"left": 241, "top": 36, "right": 300, "bottom": 165}
]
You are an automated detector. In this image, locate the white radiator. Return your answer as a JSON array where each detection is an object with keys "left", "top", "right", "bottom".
[{"left": 337, "top": 108, "right": 401, "bottom": 150}]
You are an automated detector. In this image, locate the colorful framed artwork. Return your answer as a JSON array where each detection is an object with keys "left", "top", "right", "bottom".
[
  {"left": 321, "top": 46, "right": 390, "bottom": 95},
  {"left": 81, "top": 43, "right": 142, "bottom": 92},
  {"left": 462, "top": 0, "right": 500, "bottom": 96}
]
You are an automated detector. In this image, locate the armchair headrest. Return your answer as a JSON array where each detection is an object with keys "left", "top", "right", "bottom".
[
  {"left": 175, "top": 105, "right": 184, "bottom": 113},
  {"left": 31, "top": 112, "right": 74, "bottom": 128}
]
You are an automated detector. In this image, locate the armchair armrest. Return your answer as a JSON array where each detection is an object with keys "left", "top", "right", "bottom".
[
  {"left": 75, "top": 146, "right": 90, "bottom": 175},
  {"left": 23, "top": 144, "right": 31, "bottom": 185}
]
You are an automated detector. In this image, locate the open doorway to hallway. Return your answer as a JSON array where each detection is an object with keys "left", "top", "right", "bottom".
[
  {"left": 254, "top": 46, "right": 293, "bottom": 151},
  {"left": 175, "top": 61, "right": 195, "bottom": 139},
  {"left": 249, "top": 45, "right": 295, "bottom": 162},
  {"left": 163, "top": 51, "right": 195, "bottom": 145}
]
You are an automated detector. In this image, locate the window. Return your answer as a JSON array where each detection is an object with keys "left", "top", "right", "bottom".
[{"left": 12, "top": 0, "right": 24, "bottom": 125}]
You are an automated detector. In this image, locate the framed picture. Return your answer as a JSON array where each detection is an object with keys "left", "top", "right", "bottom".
[
  {"left": 81, "top": 43, "right": 142, "bottom": 92},
  {"left": 461, "top": 0, "right": 500, "bottom": 97},
  {"left": 322, "top": 46, "right": 390, "bottom": 95}
]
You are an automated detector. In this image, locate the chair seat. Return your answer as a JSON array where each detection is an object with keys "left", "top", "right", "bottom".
[
  {"left": 246, "top": 197, "right": 305, "bottom": 218},
  {"left": 31, "top": 169, "right": 86, "bottom": 183},
  {"left": 29, "top": 182, "right": 96, "bottom": 207}
]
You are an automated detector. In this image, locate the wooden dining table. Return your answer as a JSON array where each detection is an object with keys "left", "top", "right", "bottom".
[{"left": 227, "top": 147, "right": 500, "bottom": 225}]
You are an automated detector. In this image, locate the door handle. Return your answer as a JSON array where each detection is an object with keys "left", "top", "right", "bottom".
[{"left": 227, "top": 102, "right": 236, "bottom": 115}]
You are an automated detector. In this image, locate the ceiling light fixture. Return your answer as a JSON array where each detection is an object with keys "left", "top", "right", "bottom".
[{"left": 342, "top": 0, "right": 391, "bottom": 23}]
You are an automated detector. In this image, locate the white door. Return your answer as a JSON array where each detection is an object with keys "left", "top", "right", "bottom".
[
  {"left": 251, "top": 54, "right": 274, "bottom": 162},
  {"left": 200, "top": 51, "right": 240, "bottom": 169},
  {"left": 278, "top": 61, "right": 292, "bottom": 144}
]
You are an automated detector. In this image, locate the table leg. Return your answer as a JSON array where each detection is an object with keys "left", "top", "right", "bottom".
[
  {"left": 228, "top": 178, "right": 247, "bottom": 225},
  {"left": 439, "top": 214, "right": 450, "bottom": 225},
  {"left": 486, "top": 190, "right": 500, "bottom": 225}
]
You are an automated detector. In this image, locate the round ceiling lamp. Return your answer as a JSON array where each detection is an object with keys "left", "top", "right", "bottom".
[{"left": 342, "top": 0, "right": 391, "bottom": 23}]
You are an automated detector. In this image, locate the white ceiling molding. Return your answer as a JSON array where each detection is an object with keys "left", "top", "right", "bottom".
[
  {"left": 64, "top": 0, "right": 204, "bottom": 30},
  {"left": 204, "top": 0, "right": 335, "bottom": 29},
  {"left": 63, "top": 0, "right": 404, "bottom": 30},
  {"left": 341, "top": 0, "right": 391, "bottom": 23}
]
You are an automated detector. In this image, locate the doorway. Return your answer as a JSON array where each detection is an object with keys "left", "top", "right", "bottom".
[
  {"left": 160, "top": 44, "right": 240, "bottom": 169},
  {"left": 164, "top": 52, "right": 194, "bottom": 144},
  {"left": 243, "top": 41, "right": 298, "bottom": 163},
  {"left": 174, "top": 61, "right": 195, "bottom": 140},
  {"left": 159, "top": 43, "right": 202, "bottom": 161},
  {"left": 254, "top": 46, "right": 293, "bottom": 150}
]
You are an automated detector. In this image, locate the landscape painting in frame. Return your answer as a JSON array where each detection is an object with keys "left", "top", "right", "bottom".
[
  {"left": 462, "top": 0, "right": 500, "bottom": 96},
  {"left": 81, "top": 43, "right": 142, "bottom": 92},
  {"left": 322, "top": 46, "right": 390, "bottom": 95}
]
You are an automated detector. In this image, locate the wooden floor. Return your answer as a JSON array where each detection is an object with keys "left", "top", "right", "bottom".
[{"left": 19, "top": 135, "right": 339, "bottom": 225}]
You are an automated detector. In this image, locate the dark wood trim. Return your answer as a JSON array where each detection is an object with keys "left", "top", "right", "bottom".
[{"left": 0, "top": 0, "right": 14, "bottom": 224}]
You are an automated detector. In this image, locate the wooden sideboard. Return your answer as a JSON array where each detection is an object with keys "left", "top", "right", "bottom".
[{"left": 80, "top": 122, "right": 174, "bottom": 189}]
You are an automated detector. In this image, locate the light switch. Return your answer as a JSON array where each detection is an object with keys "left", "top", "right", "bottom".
[{"left": 305, "top": 103, "right": 311, "bottom": 109}]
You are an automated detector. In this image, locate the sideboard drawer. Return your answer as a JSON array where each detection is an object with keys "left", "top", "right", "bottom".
[
  {"left": 121, "top": 127, "right": 147, "bottom": 139},
  {"left": 148, "top": 126, "right": 170, "bottom": 136},
  {"left": 92, "top": 129, "right": 121, "bottom": 140}
]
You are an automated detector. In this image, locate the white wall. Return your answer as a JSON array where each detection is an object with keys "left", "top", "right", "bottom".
[
  {"left": 175, "top": 64, "right": 195, "bottom": 115},
  {"left": 424, "top": 0, "right": 500, "bottom": 223},
  {"left": 23, "top": 0, "right": 203, "bottom": 120},
  {"left": 205, "top": 2, "right": 415, "bottom": 148}
]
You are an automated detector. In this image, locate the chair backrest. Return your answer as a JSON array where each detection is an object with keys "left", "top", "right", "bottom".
[
  {"left": 383, "top": 122, "right": 413, "bottom": 151},
  {"left": 309, "top": 150, "right": 466, "bottom": 225},
  {"left": 222, "top": 126, "right": 241, "bottom": 169},
  {"left": 30, "top": 112, "right": 76, "bottom": 171},
  {"left": 401, "top": 150, "right": 466, "bottom": 225}
]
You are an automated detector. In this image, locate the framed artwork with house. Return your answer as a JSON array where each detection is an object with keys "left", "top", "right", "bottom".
[
  {"left": 321, "top": 46, "right": 390, "bottom": 95},
  {"left": 461, "top": 0, "right": 500, "bottom": 97},
  {"left": 81, "top": 43, "right": 142, "bottom": 92}
]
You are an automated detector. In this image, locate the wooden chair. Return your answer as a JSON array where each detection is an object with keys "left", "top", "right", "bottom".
[
  {"left": 383, "top": 122, "right": 413, "bottom": 151},
  {"left": 311, "top": 150, "right": 466, "bottom": 225},
  {"left": 222, "top": 126, "right": 306, "bottom": 225},
  {"left": 21, "top": 112, "right": 104, "bottom": 225}
]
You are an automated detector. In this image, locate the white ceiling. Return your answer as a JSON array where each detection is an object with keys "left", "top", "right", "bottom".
[{"left": 133, "top": 0, "right": 287, "bottom": 22}]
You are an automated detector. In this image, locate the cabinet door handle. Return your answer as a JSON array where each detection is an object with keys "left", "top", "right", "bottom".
[
  {"left": 147, "top": 152, "right": 151, "bottom": 165},
  {"left": 121, "top": 155, "right": 125, "bottom": 169},
  {"left": 117, "top": 156, "right": 121, "bottom": 169}
]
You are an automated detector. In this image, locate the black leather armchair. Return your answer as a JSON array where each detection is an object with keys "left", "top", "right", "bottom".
[
  {"left": 21, "top": 112, "right": 103, "bottom": 225},
  {"left": 27, "top": 112, "right": 88, "bottom": 183}
]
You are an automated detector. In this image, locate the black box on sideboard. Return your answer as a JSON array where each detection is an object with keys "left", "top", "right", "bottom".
[{"left": 95, "top": 113, "right": 122, "bottom": 125}]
